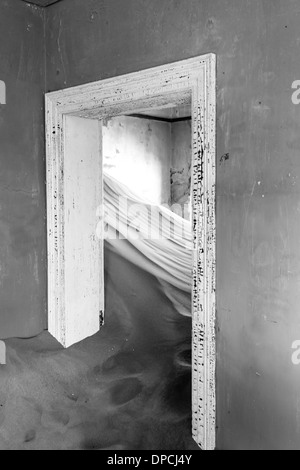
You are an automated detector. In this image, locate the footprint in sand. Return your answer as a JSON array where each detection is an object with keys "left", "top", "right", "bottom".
[
  {"left": 109, "top": 378, "right": 143, "bottom": 406},
  {"left": 42, "top": 409, "right": 70, "bottom": 429},
  {"left": 101, "top": 352, "right": 144, "bottom": 379},
  {"left": 24, "top": 429, "right": 36, "bottom": 443}
]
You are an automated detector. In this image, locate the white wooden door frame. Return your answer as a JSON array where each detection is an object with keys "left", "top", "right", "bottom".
[{"left": 45, "top": 54, "right": 216, "bottom": 450}]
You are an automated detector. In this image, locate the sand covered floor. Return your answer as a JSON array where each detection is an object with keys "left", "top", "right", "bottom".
[{"left": 0, "top": 250, "right": 198, "bottom": 450}]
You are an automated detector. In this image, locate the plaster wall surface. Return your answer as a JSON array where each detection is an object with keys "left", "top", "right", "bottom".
[{"left": 0, "top": 0, "right": 46, "bottom": 339}]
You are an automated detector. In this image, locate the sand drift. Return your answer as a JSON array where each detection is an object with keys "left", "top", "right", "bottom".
[{"left": 102, "top": 173, "right": 193, "bottom": 318}]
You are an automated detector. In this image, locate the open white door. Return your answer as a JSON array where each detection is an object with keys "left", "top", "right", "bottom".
[{"left": 47, "top": 115, "right": 104, "bottom": 348}]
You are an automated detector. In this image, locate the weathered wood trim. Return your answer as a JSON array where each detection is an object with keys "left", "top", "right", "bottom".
[
  {"left": 45, "top": 54, "right": 216, "bottom": 450},
  {"left": 191, "top": 55, "right": 216, "bottom": 451}
]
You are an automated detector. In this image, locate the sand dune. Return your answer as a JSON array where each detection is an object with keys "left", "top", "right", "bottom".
[{"left": 0, "top": 247, "right": 197, "bottom": 450}]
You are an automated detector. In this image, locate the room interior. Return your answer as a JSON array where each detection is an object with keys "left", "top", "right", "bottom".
[
  {"left": 103, "top": 108, "right": 191, "bottom": 211},
  {"left": 0, "top": 0, "right": 300, "bottom": 451}
]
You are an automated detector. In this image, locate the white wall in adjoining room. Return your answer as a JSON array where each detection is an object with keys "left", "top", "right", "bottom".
[{"left": 102, "top": 115, "right": 172, "bottom": 205}]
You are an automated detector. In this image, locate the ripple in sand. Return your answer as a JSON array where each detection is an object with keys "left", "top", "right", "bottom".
[
  {"left": 102, "top": 352, "right": 144, "bottom": 378},
  {"left": 101, "top": 444, "right": 127, "bottom": 450},
  {"left": 175, "top": 349, "right": 192, "bottom": 368},
  {"left": 109, "top": 378, "right": 143, "bottom": 406}
]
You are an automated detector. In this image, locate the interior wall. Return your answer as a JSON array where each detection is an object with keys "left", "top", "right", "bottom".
[
  {"left": 0, "top": 0, "right": 46, "bottom": 339},
  {"left": 103, "top": 116, "right": 171, "bottom": 205},
  {"left": 41, "top": 0, "right": 300, "bottom": 450}
]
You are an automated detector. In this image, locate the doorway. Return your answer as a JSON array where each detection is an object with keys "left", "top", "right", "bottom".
[{"left": 45, "top": 55, "right": 216, "bottom": 450}]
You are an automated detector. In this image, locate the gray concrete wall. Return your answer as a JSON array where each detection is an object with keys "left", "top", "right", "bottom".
[
  {"left": 103, "top": 116, "right": 171, "bottom": 205},
  {"left": 0, "top": 0, "right": 46, "bottom": 339}
]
